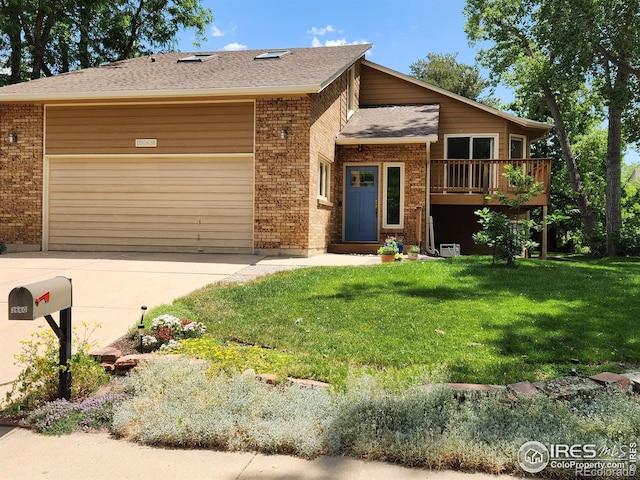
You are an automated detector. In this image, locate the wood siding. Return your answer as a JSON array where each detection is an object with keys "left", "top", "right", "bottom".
[
  {"left": 360, "top": 65, "right": 510, "bottom": 159},
  {"left": 47, "top": 156, "right": 253, "bottom": 253},
  {"left": 45, "top": 103, "right": 254, "bottom": 155}
]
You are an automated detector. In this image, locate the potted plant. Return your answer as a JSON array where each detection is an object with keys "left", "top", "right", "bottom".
[
  {"left": 377, "top": 242, "right": 399, "bottom": 263},
  {"left": 407, "top": 245, "right": 420, "bottom": 260}
]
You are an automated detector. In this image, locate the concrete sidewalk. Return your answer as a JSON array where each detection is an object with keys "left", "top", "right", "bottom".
[{"left": 0, "top": 427, "right": 513, "bottom": 480}]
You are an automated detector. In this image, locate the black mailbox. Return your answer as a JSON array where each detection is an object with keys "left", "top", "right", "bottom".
[
  {"left": 8, "top": 276, "right": 72, "bottom": 320},
  {"left": 8, "top": 276, "right": 73, "bottom": 400}
]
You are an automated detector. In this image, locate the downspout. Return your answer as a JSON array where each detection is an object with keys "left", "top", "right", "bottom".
[{"left": 424, "top": 140, "right": 438, "bottom": 256}]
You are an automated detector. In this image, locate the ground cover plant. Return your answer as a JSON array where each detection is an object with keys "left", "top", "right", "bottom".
[
  {"left": 110, "top": 356, "right": 640, "bottom": 476},
  {"left": 150, "top": 256, "right": 640, "bottom": 387}
]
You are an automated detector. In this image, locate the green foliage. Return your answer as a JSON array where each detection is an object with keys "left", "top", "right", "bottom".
[
  {"left": 2, "top": 323, "right": 110, "bottom": 414},
  {"left": 409, "top": 52, "right": 500, "bottom": 107},
  {"left": 166, "top": 257, "right": 640, "bottom": 387},
  {"left": 377, "top": 235, "right": 400, "bottom": 255},
  {"left": 473, "top": 165, "right": 543, "bottom": 265},
  {"left": 1, "top": 0, "right": 214, "bottom": 81},
  {"left": 0, "top": 242, "right": 6, "bottom": 254},
  {"left": 473, "top": 208, "right": 539, "bottom": 266},
  {"left": 465, "top": 0, "right": 640, "bottom": 257},
  {"left": 167, "top": 337, "right": 320, "bottom": 383}
]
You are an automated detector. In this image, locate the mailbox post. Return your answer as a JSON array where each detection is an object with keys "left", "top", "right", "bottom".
[{"left": 8, "top": 277, "right": 73, "bottom": 400}]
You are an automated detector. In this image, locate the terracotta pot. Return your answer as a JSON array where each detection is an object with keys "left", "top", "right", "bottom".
[{"left": 380, "top": 254, "right": 396, "bottom": 263}]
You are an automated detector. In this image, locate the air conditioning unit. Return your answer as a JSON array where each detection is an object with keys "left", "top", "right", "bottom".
[{"left": 439, "top": 243, "right": 460, "bottom": 258}]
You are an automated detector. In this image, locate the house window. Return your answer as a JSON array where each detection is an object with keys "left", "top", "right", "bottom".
[
  {"left": 254, "top": 50, "right": 290, "bottom": 60},
  {"left": 347, "top": 66, "right": 356, "bottom": 118},
  {"left": 445, "top": 135, "right": 497, "bottom": 191},
  {"left": 383, "top": 163, "right": 404, "bottom": 228},
  {"left": 318, "top": 159, "right": 330, "bottom": 201},
  {"left": 350, "top": 169, "right": 375, "bottom": 187},
  {"left": 510, "top": 135, "right": 526, "bottom": 159}
]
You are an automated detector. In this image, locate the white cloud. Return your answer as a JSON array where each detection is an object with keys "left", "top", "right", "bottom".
[
  {"left": 224, "top": 42, "right": 247, "bottom": 51},
  {"left": 324, "top": 38, "right": 348, "bottom": 47},
  {"left": 211, "top": 26, "right": 224, "bottom": 37},
  {"left": 307, "top": 25, "right": 336, "bottom": 36},
  {"left": 312, "top": 37, "right": 368, "bottom": 48}
]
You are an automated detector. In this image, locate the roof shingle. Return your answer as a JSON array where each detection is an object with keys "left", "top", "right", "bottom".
[
  {"left": 336, "top": 104, "right": 439, "bottom": 144},
  {"left": 0, "top": 44, "right": 372, "bottom": 101}
]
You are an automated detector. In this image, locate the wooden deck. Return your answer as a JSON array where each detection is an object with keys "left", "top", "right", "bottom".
[{"left": 430, "top": 158, "right": 551, "bottom": 206}]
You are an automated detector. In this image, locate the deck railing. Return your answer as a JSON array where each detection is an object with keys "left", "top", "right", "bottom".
[{"left": 430, "top": 158, "right": 551, "bottom": 195}]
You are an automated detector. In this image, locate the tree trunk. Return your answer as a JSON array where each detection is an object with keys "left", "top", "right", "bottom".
[
  {"left": 542, "top": 86, "right": 599, "bottom": 241},
  {"left": 78, "top": 3, "right": 90, "bottom": 69},
  {"left": 4, "top": 1, "right": 22, "bottom": 84},
  {"left": 604, "top": 70, "right": 626, "bottom": 256}
]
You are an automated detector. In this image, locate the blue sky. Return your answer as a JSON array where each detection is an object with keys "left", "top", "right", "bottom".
[
  {"left": 176, "top": 0, "right": 477, "bottom": 79},
  {"left": 176, "top": 0, "right": 639, "bottom": 164}
]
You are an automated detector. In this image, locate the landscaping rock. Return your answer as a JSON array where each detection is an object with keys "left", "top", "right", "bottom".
[
  {"left": 590, "top": 372, "right": 631, "bottom": 390},
  {"left": 507, "top": 380, "right": 540, "bottom": 398},
  {"left": 445, "top": 383, "right": 505, "bottom": 392},
  {"left": 287, "top": 377, "right": 330, "bottom": 389},
  {"left": 90, "top": 347, "right": 122, "bottom": 363},
  {"left": 533, "top": 376, "right": 602, "bottom": 400},
  {"left": 622, "top": 372, "right": 640, "bottom": 393},
  {"left": 257, "top": 373, "right": 278, "bottom": 384},
  {"left": 114, "top": 354, "right": 153, "bottom": 374}
]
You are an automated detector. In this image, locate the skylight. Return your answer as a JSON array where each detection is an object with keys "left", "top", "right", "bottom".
[
  {"left": 254, "top": 50, "right": 290, "bottom": 60},
  {"left": 177, "top": 54, "right": 218, "bottom": 63}
]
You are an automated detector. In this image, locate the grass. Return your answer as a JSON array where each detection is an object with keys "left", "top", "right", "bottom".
[{"left": 149, "top": 256, "right": 640, "bottom": 387}]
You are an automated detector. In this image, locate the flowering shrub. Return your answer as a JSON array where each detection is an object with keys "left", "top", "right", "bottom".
[
  {"left": 3, "top": 324, "right": 110, "bottom": 414},
  {"left": 27, "top": 392, "right": 129, "bottom": 435},
  {"left": 141, "top": 314, "right": 206, "bottom": 352}
]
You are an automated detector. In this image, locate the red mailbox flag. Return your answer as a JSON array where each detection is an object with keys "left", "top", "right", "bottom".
[{"left": 35, "top": 291, "right": 50, "bottom": 306}]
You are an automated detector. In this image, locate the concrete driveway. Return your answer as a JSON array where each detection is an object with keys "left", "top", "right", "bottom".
[
  {"left": 0, "top": 251, "right": 377, "bottom": 399},
  {"left": 0, "top": 251, "right": 264, "bottom": 398}
]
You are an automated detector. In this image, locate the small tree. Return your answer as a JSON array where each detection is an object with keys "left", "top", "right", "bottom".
[{"left": 473, "top": 165, "right": 544, "bottom": 266}]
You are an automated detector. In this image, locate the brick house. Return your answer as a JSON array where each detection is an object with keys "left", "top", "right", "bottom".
[{"left": 0, "top": 44, "right": 551, "bottom": 257}]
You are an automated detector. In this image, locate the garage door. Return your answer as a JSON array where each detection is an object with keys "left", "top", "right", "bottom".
[{"left": 46, "top": 156, "right": 253, "bottom": 253}]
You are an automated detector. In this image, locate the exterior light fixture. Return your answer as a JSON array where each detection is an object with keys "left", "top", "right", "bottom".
[
  {"left": 280, "top": 128, "right": 288, "bottom": 140},
  {"left": 138, "top": 305, "right": 147, "bottom": 351},
  {"left": 8, "top": 132, "right": 17, "bottom": 143}
]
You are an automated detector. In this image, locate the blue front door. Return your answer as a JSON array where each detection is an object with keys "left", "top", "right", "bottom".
[{"left": 345, "top": 166, "right": 378, "bottom": 242}]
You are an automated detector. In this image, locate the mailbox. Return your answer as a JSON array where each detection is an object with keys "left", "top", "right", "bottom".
[{"left": 8, "top": 276, "right": 72, "bottom": 320}]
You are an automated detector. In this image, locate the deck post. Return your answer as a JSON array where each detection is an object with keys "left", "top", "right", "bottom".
[{"left": 541, "top": 205, "right": 548, "bottom": 259}]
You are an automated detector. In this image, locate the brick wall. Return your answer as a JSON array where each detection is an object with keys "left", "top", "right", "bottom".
[
  {"left": 334, "top": 143, "right": 428, "bottom": 247},
  {"left": 307, "top": 68, "right": 353, "bottom": 254},
  {"left": 254, "top": 97, "right": 312, "bottom": 255},
  {"left": 0, "top": 104, "right": 44, "bottom": 250},
  {"left": 254, "top": 67, "right": 355, "bottom": 256}
]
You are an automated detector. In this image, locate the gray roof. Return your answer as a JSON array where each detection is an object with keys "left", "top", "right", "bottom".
[
  {"left": 336, "top": 104, "right": 440, "bottom": 144},
  {"left": 0, "top": 44, "right": 372, "bottom": 101}
]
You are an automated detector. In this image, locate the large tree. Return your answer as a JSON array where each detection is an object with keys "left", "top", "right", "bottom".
[
  {"left": 0, "top": 0, "right": 213, "bottom": 83},
  {"left": 409, "top": 52, "right": 499, "bottom": 106},
  {"left": 465, "top": 0, "right": 640, "bottom": 255}
]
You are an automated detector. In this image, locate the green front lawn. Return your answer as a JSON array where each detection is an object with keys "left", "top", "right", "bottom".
[{"left": 155, "top": 256, "right": 640, "bottom": 387}]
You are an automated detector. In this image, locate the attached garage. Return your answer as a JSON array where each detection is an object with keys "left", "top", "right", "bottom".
[
  {"left": 45, "top": 156, "right": 254, "bottom": 253},
  {"left": 42, "top": 102, "right": 255, "bottom": 253}
]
